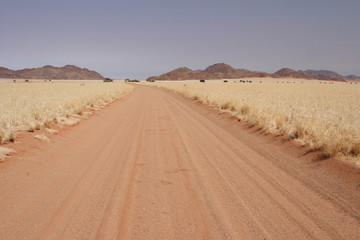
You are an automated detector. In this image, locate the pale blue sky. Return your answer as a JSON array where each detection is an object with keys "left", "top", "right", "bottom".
[{"left": 1, "top": 0, "right": 359, "bottom": 79}]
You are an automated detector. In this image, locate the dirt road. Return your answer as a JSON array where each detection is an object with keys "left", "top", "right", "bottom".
[{"left": 1, "top": 85, "right": 360, "bottom": 239}]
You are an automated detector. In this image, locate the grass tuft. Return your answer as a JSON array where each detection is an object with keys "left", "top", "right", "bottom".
[
  {"left": 0, "top": 146, "right": 15, "bottom": 162},
  {"left": 34, "top": 134, "right": 50, "bottom": 142}
]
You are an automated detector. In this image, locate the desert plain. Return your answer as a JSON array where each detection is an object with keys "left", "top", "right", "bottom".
[{"left": 0, "top": 78, "right": 360, "bottom": 239}]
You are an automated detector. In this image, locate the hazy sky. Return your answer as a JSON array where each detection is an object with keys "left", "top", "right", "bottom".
[{"left": 1, "top": 0, "right": 359, "bottom": 79}]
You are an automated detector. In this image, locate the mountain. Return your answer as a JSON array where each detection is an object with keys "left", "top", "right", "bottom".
[
  {"left": 0, "top": 65, "right": 104, "bottom": 80},
  {"left": 272, "top": 68, "right": 346, "bottom": 82},
  {"left": 148, "top": 67, "right": 203, "bottom": 80},
  {"left": 147, "top": 63, "right": 270, "bottom": 81},
  {"left": 0, "top": 67, "right": 16, "bottom": 78},
  {"left": 148, "top": 63, "right": 357, "bottom": 82},
  {"left": 272, "top": 68, "right": 308, "bottom": 79},
  {"left": 299, "top": 70, "right": 343, "bottom": 79},
  {"left": 298, "top": 69, "right": 349, "bottom": 81},
  {"left": 294, "top": 70, "right": 360, "bottom": 81},
  {"left": 344, "top": 75, "right": 360, "bottom": 81}
]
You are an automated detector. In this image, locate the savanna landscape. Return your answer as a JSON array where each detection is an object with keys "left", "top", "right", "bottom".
[
  {"left": 1, "top": 71, "right": 360, "bottom": 239},
  {"left": 2, "top": 0, "right": 360, "bottom": 239}
]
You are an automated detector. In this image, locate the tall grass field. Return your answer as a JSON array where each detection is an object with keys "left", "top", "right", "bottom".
[
  {"left": 0, "top": 81, "right": 133, "bottom": 144},
  {"left": 146, "top": 79, "right": 360, "bottom": 161}
]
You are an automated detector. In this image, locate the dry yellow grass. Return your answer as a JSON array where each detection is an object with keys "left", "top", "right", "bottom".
[
  {"left": 0, "top": 146, "right": 15, "bottom": 161},
  {"left": 34, "top": 134, "right": 50, "bottom": 142},
  {"left": 145, "top": 79, "right": 360, "bottom": 161},
  {"left": 0, "top": 81, "right": 133, "bottom": 143}
]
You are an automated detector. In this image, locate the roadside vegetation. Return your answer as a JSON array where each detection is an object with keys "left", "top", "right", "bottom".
[
  {"left": 0, "top": 81, "right": 133, "bottom": 145},
  {"left": 145, "top": 79, "right": 360, "bottom": 161}
]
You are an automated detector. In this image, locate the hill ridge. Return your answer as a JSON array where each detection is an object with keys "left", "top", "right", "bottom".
[
  {"left": 0, "top": 65, "right": 104, "bottom": 80},
  {"left": 147, "top": 63, "right": 358, "bottom": 82}
]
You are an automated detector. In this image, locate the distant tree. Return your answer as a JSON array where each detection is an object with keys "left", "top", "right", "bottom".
[
  {"left": 125, "top": 79, "right": 140, "bottom": 82},
  {"left": 104, "top": 78, "right": 113, "bottom": 82},
  {"left": 223, "top": 80, "right": 228, "bottom": 83},
  {"left": 200, "top": 79, "right": 205, "bottom": 83}
]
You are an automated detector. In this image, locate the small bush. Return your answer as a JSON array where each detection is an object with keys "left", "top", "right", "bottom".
[
  {"left": 125, "top": 79, "right": 140, "bottom": 82},
  {"left": 240, "top": 105, "right": 249, "bottom": 115},
  {"left": 200, "top": 79, "right": 205, "bottom": 83},
  {"left": 8, "top": 133, "right": 15, "bottom": 142},
  {"left": 44, "top": 120, "right": 52, "bottom": 129}
]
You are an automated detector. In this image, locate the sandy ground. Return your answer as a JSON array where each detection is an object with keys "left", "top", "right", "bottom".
[{"left": 0, "top": 85, "right": 360, "bottom": 239}]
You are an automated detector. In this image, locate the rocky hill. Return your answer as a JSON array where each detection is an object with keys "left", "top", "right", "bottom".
[
  {"left": 299, "top": 70, "right": 343, "bottom": 79},
  {"left": 0, "top": 65, "right": 104, "bottom": 80},
  {"left": 147, "top": 63, "right": 269, "bottom": 81},
  {"left": 345, "top": 75, "right": 360, "bottom": 81},
  {"left": 272, "top": 68, "right": 308, "bottom": 79},
  {"left": 148, "top": 67, "right": 202, "bottom": 80},
  {"left": 275, "top": 68, "right": 345, "bottom": 81},
  {"left": 147, "top": 63, "right": 351, "bottom": 82}
]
